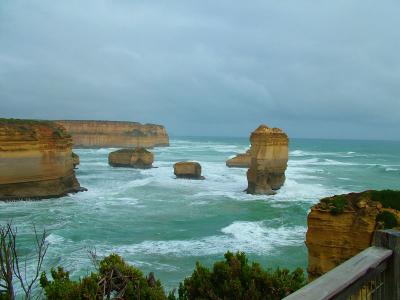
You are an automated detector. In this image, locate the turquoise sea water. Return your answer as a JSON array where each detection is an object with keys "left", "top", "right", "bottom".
[{"left": 1, "top": 137, "right": 399, "bottom": 292}]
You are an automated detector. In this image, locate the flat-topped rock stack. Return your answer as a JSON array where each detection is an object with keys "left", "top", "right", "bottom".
[
  {"left": 0, "top": 119, "right": 84, "bottom": 200},
  {"left": 226, "top": 150, "right": 251, "bottom": 168},
  {"left": 56, "top": 120, "right": 169, "bottom": 148},
  {"left": 108, "top": 147, "right": 154, "bottom": 169},
  {"left": 174, "top": 162, "right": 204, "bottom": 179},
  {"left": 246, "top": 124, "right": 289, "bottom": 195}
]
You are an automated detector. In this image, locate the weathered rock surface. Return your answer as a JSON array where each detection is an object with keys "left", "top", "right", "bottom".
[
  {"left": 174, "top": 162, "right": 204, "bottom": 179},
  {"left": 0, "top": 119, "right": 84, "bottom": 200},
  {"left": 246, "top": 124, "right": 289, "bottom": 195},
  {"left": 226, "top": 150, "right": 251, "bottom": 168},
  {"left": 56, "top": 120, "right": 169, "bottom": 148},
  {"left": 306, "top": 190, "right": 400, "bottom": 281},
  {"left": 108, "top": 147, "right": 154, "bottom": 169},
  {"left": 72, "top": 152, "right": 80, "bottom": 168}
]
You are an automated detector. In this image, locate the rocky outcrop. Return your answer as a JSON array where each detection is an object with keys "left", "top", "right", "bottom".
[
  {"left": 246, "top": 124, "right": 289, "bottom": 195},
  {"left": 174, "top": 162, "right": 204, "bottom": 179},
  {"left": 0, "top": 119, "right": 84, "bottom": 200},
  {"left": 226, "top": 150, "right": 251, "bottom": 168},
  {"left": 306, "top": 190, "right": 400, "bottom": 281},
  {"left": 56, "top": 120, "right": 169, "bottom": 148},
  {"left": 108, "top": 147, "right": 154, "bottom": 169},
  {"left": 72, "top": 152, "right": 80, "bottom": 168}
]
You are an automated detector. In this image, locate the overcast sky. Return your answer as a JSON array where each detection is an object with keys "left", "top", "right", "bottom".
[{"left": 0, "top": 1, "right": 399, "bottom": 139}]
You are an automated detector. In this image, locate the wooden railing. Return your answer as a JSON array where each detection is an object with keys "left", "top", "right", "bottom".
[{"left": 283, "top": 229, "right": 400, "bottom": 300}]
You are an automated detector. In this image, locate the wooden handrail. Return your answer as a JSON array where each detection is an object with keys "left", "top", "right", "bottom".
[{"left": 283, "top": 246, "right": 393, "bottom": 300}]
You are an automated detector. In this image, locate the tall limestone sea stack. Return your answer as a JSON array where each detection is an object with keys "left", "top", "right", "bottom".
[
  {"left": 56, "top": 120, "right": 169, "bottom": 148},
  {"left": 246, "top": 124, "right": 289, "bottom": 195},
  {"left": 0, "top": 119, "right": 84, "bottom": 200}
]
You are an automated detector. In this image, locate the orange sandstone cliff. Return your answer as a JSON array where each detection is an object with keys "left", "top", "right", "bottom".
[
  {"left": 246, "top": 124, "right": 289, "bottom": 195},
  {"left": 0, "top": 119, "right": 84, "bottom": 200},
  {"left": 56, "top": 120, "right": 169, "bottom": 148},
  {"left": 306, "top": 190, "right": 400, "bottom": 281}
]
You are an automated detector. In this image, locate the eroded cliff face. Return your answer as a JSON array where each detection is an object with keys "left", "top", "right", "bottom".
[
  {"left": 306, "top": 191, "right": 400, "bottom": 281},
  {"left": 56, "top": 120, "right": 169, "bottom": 148},
  {"left": 0, "top": 119, "right": 83, "bottom": 200},
  {"left": 246, "top": 124, "right": 289, "bottom": 195}
]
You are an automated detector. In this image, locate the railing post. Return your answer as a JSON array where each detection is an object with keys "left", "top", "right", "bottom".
[{"left": 373, "top": 229, "right": 400, "bottom": 300}]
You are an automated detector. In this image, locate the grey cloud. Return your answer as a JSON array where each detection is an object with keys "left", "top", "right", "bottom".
[{"left": 0, "top": 0, "right": 399, "bottom": 139}]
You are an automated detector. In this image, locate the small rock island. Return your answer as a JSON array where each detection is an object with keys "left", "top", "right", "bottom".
[
  {"left": 174, "top": 162, "right": 204, "bottom": 179},
  {"left": 246, "top": 124, "right": 289, "bottom": 195},
  {"left": 108, "top": 147, "right": 154, "bottom": 169},
  {"left": 0, "top": 119, "right": 84, "bottom": 200}
]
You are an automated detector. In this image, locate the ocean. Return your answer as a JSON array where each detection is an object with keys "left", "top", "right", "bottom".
[{"left": 1, "top": 137, "right": 399, "bottom": 291}]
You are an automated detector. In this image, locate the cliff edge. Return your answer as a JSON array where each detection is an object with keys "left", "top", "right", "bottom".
[
  {"left": 56, "top": 120, "right": 169, "bottom": 148},
  {"left": 306, "top": 190, "right": 400, "bottom": 281},
  {"left": 0, "top": 119, "right": 84, "bottom": 200}
]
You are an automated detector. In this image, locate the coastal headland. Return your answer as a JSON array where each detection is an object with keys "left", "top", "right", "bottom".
[
  {"left": 0, "top": 119, "right": 84, "bottom": 200},
  {"left": 56, "top": 120, "right": 169, "bottom": 148}
]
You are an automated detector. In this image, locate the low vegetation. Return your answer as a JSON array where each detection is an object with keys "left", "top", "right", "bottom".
[
  {"left": 376, "top": 211, "right": 398, "bottom": 229},
  {"left": 320, "top": 190, "right": 400, "bottom": 218},
  {"left": 0, "top": 118, "right": 70, "bottom": 138},
  {"left": 40, "top": 254, "right": 167, "bottom": 300},
  {"left": 40, "top": 251, "right": 305, "bottom": 300},
  {"left": 176, "top": 251, "right": 305, "bottom": 300},
  {"left": 320, "top": 195, "right": 348, "bottom": 215},
  {"left": 371, "top": 190, "right": 400, "bottom": 211}
]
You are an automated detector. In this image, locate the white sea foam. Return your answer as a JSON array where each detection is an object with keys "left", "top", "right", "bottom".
[
  {"left": 290, "top": 150, "right": 343, "bottom": 157},
  {"left": 46, "top": 233, "right": 66, "bottom": 245},
  {"left": 289, "top": 158, "right": 358, "bottom": 167},
  {"left": 116, "top": 221, "right": 306, "bottom": 257}
]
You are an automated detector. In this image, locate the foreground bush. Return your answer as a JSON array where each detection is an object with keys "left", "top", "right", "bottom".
[
  {"left": 38, "top": 252, "right": 305, "bottom": 300},
  {"left": 175, "top": 251, "right": 305, "bottom": 300},
  {"left": 40, "top": 254, "right": 168, "bottom": 300}
]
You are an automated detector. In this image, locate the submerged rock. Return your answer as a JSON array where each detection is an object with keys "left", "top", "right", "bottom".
[
  {"left": 108, "top": 147, "right": 154, "bottom": 169},
  {"left": 306, "top": 190, "right": 400, "bottom": 281},
  {"left": 246, "top": 124, "right": 289, "bottom": 195},
  {"left": 226, "top": 150, "right": 251, "bottom": 168},
  {"left": 174, "top": 162, "right": 204, "bottom": 179},
  {"left": 0, "top": 118, "right": 85, "bottom": 201}
]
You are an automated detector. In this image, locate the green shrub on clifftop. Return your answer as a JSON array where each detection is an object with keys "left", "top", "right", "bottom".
[
  {"left": 376, "top": 211, "right": 398, "bottom": 229},
  {"left": 175, "top": 251, "right": 305, "bottom": 300},
  {"left": 321, "top": 195, "right": 348, "bottom": 215},
  {"left": 371, "top": 190, "right": 400, "bottom": 211}
]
